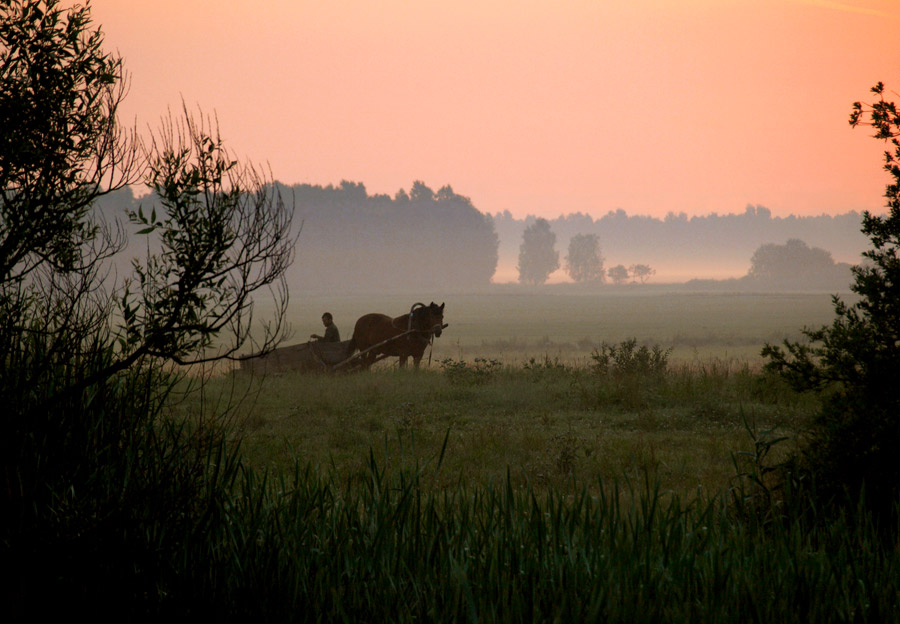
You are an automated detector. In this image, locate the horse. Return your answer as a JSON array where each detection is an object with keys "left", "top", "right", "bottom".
[{"left": 349, "top": 302, "right": 445, "bottom": 369}]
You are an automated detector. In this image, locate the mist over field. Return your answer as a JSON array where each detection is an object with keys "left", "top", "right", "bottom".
[
  {"left": 278, "top": 291, "right": 840, "bottom": 369},
  {"left": 103, "top": 181, "right": 865, "bottom": 295},
  {"left": 491, "top": 206, "right": 867, "bottom": 284}
]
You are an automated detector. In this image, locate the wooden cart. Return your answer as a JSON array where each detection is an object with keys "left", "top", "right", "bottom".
[{"left": 239, "top": 326, "right": 438, "bottom": 374}]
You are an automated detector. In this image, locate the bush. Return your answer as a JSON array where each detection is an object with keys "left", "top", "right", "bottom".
[
  {"left": 589, "top": 339, "right": 671, "bottom": 409},
  {"left": 590, "top": 338, "right": 671, "bottom": 379},
  {"left": 439, "top": 357, "right": 503, "bottom": 385},
  {"left": 763, "top": 81, "right": 900, "bottom": 523},
  {"left": 1, "top": 0, "right": 291, "bottom": 613},
  {"left": 1, "top": 321, "right": 243, "bottom": 616}
]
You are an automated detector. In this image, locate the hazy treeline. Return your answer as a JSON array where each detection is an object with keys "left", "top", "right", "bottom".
[
  {"left": 282, "top": 181, "right": 498, "bottom": 291},
  {"left": 96, "top": 182, "right": 500, "bottom": 293},
  {"left": 492, "top": 205, "right": 870, "bottom": 283},
  {"left": 97, "top": 187, "right": 866, "bottom": 290}
]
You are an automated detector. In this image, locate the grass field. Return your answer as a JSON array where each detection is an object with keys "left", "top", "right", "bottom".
[
  {"left": 32, "top": 289, "right": 899, "bottom": 620},
  {"left": 275, "top": 291, "right": 841, "bottom": 364},
  {"left": 164, "top": 299, "right": 900, "bottom": 620},
  {"left": 196, "top": 292, "right": 838, "bottom": 501},
  {"left": 202, "top": 360, "right": 812, "bottom": 503}
]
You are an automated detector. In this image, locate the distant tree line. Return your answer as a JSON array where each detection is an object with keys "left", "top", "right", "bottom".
[
  {"left": 98, "top": 180, "right": 500, "bottom": 293},
  {"left": 517, "top": 220, "right": 655, "bottom": 286},
  {"left": 513, "top": 217, "right": 852, "bottom": 290},
  {"left": 282, "top": 180, "right": 498, "bottom": 291},
  {"left": 102, "top": 187, "right": 859, "bottom": 291},
  {"left": 495, "top": 205, "right": 869, "bottom": 283}
]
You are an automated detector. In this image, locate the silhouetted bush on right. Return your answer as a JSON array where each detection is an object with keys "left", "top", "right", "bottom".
[{"left": 763, "top": 81, "right": 900, "bottom": 523}]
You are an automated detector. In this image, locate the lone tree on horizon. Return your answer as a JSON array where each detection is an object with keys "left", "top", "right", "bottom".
[
  {"left": 517, "top": 218, "right": 559, "bottom": 286},
  {"left": 746, "top": 238, "right": 840, "bottom": 284},
  {"left": 607, "top": 264, "right": 629, "bottom": 285},
  {"left": 629, "top": 264, "right": 656, "bottom": 284},
  {"left": 565, "top": 233, "right": 605, "bottom": 283}
]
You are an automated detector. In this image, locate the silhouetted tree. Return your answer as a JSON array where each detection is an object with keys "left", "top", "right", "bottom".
[
  {"left": 0, "top": 0, "right": 139, "bottom": 285},
  {"left": 128, "top": 107, "right": 295, "bottom": 365},
  {"left": 629, "top": 264, "right": 655, "bottom": 284},
  {"left": 517, "top": 218, "right": 559, "bottom": 285},
  {"left": 0, "top": 0, "right": 295, "bottom": 414},
  {"left": 410, "top": 180, "right": 435, "bottom": 202},
  {"left": 565, "top": 233, "right": 605, "bottom": 283},
  {"left": 762, "top": 81, "right": 900, "bottom": 520},
  {"left": 742, "top": 238, "right": 852, "bottom": 290},
  {"left": 1, "top": 0, "right": 295, "bottom": 609},
  {"left": 491, "top": 207, "right": 868, "bottom": 286},
  {"left": 607, "top": 264, "right": 629, "bottom": 285},
  {"left": 747, "top": 239, "right": 836, "bottom": 282}
]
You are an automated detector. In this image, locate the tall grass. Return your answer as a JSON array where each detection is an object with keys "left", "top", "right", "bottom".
[
  {"left": 5, "top": 335, "right": 900, "bottom": 620},
  {"left": 1, "top": 321, "right": 244, "bottom": 617},
  {"left": 164, "top": 457, "right": 900, "bottom": 621}
]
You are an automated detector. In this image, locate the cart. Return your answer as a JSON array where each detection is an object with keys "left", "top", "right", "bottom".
[{"left": 240, "top": 325, "right": 441, "bottom": 374}]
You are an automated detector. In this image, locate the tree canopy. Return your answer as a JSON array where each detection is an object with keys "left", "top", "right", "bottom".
[
  {"left": 2, "top": 0, "right": 296, "bottom": 610},
  {"left": 283, "top": 180, "right": 498, "bottom": 291},
  {"left": 607, "top": 264, "right": 629, "bottom": 285},
  {"left": 763, "top": 81, "right": 900, "bottom": 519},
  {"left": 565, "top": 233, "right": 605, "bottom": 283},
  {"left": 517, "top": 218, "right": 559, "bottom": 286},
  {"left": 629, "top": 264, "right": 655, "bottom": 284}
]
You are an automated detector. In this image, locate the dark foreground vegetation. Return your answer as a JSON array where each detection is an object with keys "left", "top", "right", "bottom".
[
  {"left": 7, "top": 356, "right": 900, "bottom": 621},
  {"left": 3, "top": 0, "right": 900, "bottom": 620}
]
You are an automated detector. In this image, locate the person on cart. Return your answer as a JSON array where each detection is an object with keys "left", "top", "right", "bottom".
[{"left": 310, "top": 312, "right": 340, "bottom": 342}]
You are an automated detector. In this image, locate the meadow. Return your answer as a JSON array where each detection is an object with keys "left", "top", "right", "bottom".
[
  {"left": 155, "top": 289, "right": 900, "bottom": 620},
  {"left": 209, "top": 292, "right": 834, "bottom": 498},
  {"left": 277, "top": 290, "right": 842, "bottom": 362},
  {"left": 212, "top": 357, "right": 810, "bottom": 502},
  {"left": 14, "top": 289, "right": 900, "bottom": 620}
]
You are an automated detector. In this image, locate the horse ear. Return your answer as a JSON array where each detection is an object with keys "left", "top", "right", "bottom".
[{"left": 440, "top": 302, "right": 445, "bottom": 311}]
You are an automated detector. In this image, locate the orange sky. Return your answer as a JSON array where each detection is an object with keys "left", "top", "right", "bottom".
[{"left": 84, "top": 0, "right": 899, "bottom": 219}]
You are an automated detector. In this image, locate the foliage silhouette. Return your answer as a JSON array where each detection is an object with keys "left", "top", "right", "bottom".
[
  {"left": 607, "top": 264, "right": 629, "bottom": 285},
  {"left": 517, "top": 217, "right": 559, "bottom": 285},
  {"left": 763, "top": 81, "right": 900, "bottom": 521},
  {"left": 628, "top": 264, "right": 655, "bottom": 284},
  {"left": 0, "top": 0, "right": 139, "bottom": 284},
  {"left": 565, "top": 233, "right": 605, "bottom": 282},
  {"left": 284, "top": 180, "right": 498, "bottom": 291},
  {"left": 745, "top": 238, "right": 850, "bottom": 289},
  {"left": 1, "top": 0, "right": 293, "bottom": 613}
]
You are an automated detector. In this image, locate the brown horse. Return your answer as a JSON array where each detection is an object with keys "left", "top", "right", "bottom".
[{"left": 349, "top": 302, "right": 445, "bottom": 369}]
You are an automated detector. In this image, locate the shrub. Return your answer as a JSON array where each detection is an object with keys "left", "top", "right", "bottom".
[
  {"left": 590, "top": 338, "right": 671, "bottom": 379},
  {"left": 439, "top": 357, "right": 503, "bottom": 386},
  {"left": 763, "top": 81, "right": 900, "bottom": 522},
  {"left": 589, "top": 339, "right": 671, "bottom": 409}
]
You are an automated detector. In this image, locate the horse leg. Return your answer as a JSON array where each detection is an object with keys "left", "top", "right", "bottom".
[
  {"left": 413, "top": 354, "right": 422, "bottom": 369},
  {"left": 399, "top": 355, "right": 408, "bottom": 368}
]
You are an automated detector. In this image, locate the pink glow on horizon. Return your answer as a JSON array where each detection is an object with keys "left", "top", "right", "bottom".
[{"left": 83, "top": 0, "right": 899, "bottom": 220}]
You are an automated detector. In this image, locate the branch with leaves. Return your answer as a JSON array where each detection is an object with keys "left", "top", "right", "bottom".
[{"left": 121, "top": 106, "right": 296, "bottom": 366}]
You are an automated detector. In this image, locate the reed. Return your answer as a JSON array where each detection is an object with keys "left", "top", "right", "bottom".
[{"left": 6, "top": 339, "right": 899, "bottom": 620}]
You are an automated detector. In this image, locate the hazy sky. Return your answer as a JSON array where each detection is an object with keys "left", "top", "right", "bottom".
[{"left": 85, "top": 0, "right": 899, "bottom": 219}]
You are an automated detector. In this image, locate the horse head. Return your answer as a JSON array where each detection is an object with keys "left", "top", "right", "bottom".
[
  {"left": 409, "top": 301, "right": 445, "bottom": 338},
  {"left": 427, "top": 301, "right": 444, "bottom": 337}
]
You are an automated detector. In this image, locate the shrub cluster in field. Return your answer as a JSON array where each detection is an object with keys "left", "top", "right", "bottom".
[
  {"left": 439, "top": 356, "right": 503, "bottom": 385},
  {"left": 435, "top": 339, "right": 799, "bottom": 416}
]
